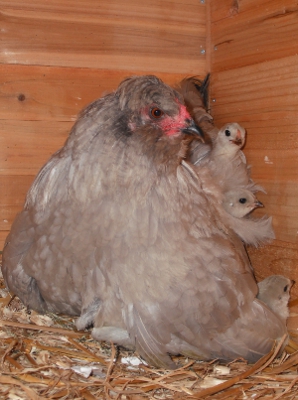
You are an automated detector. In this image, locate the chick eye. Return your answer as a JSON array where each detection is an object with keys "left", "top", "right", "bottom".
[
  {"left": 225, "top": 129, "right": 231, "bottom": 137},
  {"left": 150, "top": 107, "right": 164, "bottom": 119},
  {"left": 284, "top": 285, "right": 289, "bottom": 292},
  {"left": 239, "top": 198, "right": 247, "bottom": 204}
]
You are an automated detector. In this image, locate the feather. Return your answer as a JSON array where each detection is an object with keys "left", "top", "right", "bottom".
[
  {"left": 257, "top": 275, "right": 294, "bottom": 322},
  {"left": 2, "top": 75, "right": 286, "bottom": 369}
]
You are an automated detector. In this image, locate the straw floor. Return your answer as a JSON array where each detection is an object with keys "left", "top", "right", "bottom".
[{"left": 1, "top": 257, "right": 298, "bottom": 399}]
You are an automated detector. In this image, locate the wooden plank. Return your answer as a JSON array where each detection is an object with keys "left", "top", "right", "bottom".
[
  {"left": 0, "top": 120, "right": 70, "bottom": 175},
  {"left": 248, "top": 239, "right": 298, "bottom": 298},
  {"left": 210, "top": 0, "right": 298, "bottom": 23},
  {"left": 1, "top": 0, "right": 206, "bottom": 73},
  {"left": 208, "top": 1, "right": 298, "bottom": 299},
  {"left": 0, "top": 231, "right": 10, "bottom": 250},
  {"left": 0, "top": 175, "right": 35, "bottom": 231},
  {"left": 0, "top": 64, "right": 200, "bottom": 122},
  {"left": 210, "top": 55, "right": 298, "bottom": 120},
  {"left": 209, "top": 0, "right": 298, "bottom": 72},
  {"left": 209, "top": 55, "right": 298, "bottom": 247}
]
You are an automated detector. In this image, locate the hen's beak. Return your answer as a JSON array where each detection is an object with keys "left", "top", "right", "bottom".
[{"left": 182, "top": 120, "right": 204, "bottom": 140}]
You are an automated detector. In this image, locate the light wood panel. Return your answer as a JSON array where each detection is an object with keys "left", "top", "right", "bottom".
[
  {"left": 209, "top": 0, "right": 298, "bottom": 72},
  {"left": 1, "top": 64, "right": 198, "bottom": 122},
  {"left": 0, "top": 175, "right": 35, "bottom": 231},
  {"left": 209, "top": 2, "right": 298, "bottom": 298},
  {"left": 0, "top": 231, "right": 10, "bottom": 249},
  {"left": 0, "top": 120, "right": 70, "bottom": 174},
  {"left": 1, "top": 0, "right": 206, "bottom": 74},
  {"left": 211, "top": 56, "right": 298, "bottom": 296},
  {"left": 210, "top": 55, "right": 298, "bottom": 245},
  {"left": 210, "top": 0, "right": 298, "bottom": 23}
]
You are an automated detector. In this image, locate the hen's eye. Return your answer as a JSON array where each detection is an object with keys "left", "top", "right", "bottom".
[
  {"left": 284, "top": 285, "right": 289, "bottom": 292},
  {"left": 225, "top": 129, "right": 231, "bottom": 137},
  {"left": 150, "top": 107, "right": 164, "bottom": 119},
  {"left": 239, "top": 198, "right": 247, "bottom": 204}
]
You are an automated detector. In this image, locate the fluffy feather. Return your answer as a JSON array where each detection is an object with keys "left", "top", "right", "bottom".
[
  {"left": 197, "top": 168, "right": 275, "bottom": 247},
  {"left": 2, "top": 75, "right": 286, "bottom": 368},
  {"left": 178, "top": 79, "right": 262, "bottom": 196},
  {"left": 177, "top": 75, "right": 218, "bottom": 165},
  {"left": 257, "top": 276, "right": 294, "bottom": 322},
  {"left": 222, "top": 188, "right": 263, "bottom": 218}
]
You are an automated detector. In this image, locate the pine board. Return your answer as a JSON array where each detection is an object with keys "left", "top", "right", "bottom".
[
  {"left": 1, "top": 0, "right": 206, "bottom": 74},
  {"left": 209, "top": 2, "right": 298, "bottom": 297},
  {"left": 209, "top": 55, "right": 298, "bottom": 246},
  {"left": 0, "top": 175, "right": 35, "bottom": 232},
  {"left": 1, "top": 64, "right": 196, "bottom": 122},
  {"left": 210, "top": 0, "right": 298, "bottom": 72}
]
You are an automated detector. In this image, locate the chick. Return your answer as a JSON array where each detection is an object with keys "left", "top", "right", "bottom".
[
  {"left": 257, "top": 275, "right": 294, "bottom": 322},
  {"left": 222, "top": 188, "right": 263, "bottom": 218}
]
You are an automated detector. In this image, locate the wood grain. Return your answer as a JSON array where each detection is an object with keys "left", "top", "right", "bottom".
[
  {"left": 0, "top": 175, "right": 35, "bottom": 231},
  {"left": 0, "top": 120, "right": 70, "bottom": 174},
  {"left": 1, "top": 64, "right": 198, "bottom": 122},
  {"left": 209, "top": 55, "right": 298, "bottom": 246},
  {"left": 209, "top": 3, "right": 298, "bottom": 298},
  {"left": 209, "top": 0, "right": 298, "bottom": 72},
  {"left": 1, "top": 0, "right": 206, "bottom": 74}
]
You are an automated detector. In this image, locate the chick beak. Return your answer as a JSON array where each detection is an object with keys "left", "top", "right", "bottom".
[
  {"left": 182, "top": 120, "right": 205, "bottom": 140},
  {"left": 232, "top": 130, "right": 243, "bottom": 146},
  {"left": 254, "top": 200, "right": 264, "bottom": 209}
]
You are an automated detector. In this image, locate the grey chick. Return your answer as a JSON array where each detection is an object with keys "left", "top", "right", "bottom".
[
  {"left": 190, "top": 122, "right": 245, "bottom": 170},
  {"left": 204, "top": 122, "right": 246, "bottom": 173},
  {"left": 2, "top": 75, "right": 286, "bottom": 369},
  {"left": 222, "top": 188, "right": 263, "bottom": 218},
  {"left": 222, "top": 188, "right": 275, "bottom": 246},
  {"left": 257, "top": 276, "right": 294, "bottom": 322},
  {"left": 197, "top": 167, "right": 274, "bottom": 247},
  {"left": 197, "top": 122, "right": 265, "bottom": 196},
  {"left": 177, "top": 78, "right": 264, "bottom": 194}
]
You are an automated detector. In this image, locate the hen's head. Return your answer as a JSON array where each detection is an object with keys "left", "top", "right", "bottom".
[{"left": 115, "top": 75, "right": 203, "bottom": 141}]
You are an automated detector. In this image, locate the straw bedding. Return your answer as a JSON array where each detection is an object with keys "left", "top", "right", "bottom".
[{"left": 1, "top": 256, "right": 298, "bottom": 400}]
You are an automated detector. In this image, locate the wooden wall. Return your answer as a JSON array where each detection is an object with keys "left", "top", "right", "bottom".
[
  {"left": 208, "top": 0, "right": 298, "bottom": 296},
  {"left": 0, "top": 0, "right": 207, "bottom": 246},
  {"left": 2, "top": 0, "right": 298, "bottom": 299}
]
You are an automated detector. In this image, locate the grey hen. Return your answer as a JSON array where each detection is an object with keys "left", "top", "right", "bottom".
[{"left": 2, "top": 75, "right": 286, "bottom": 369}]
